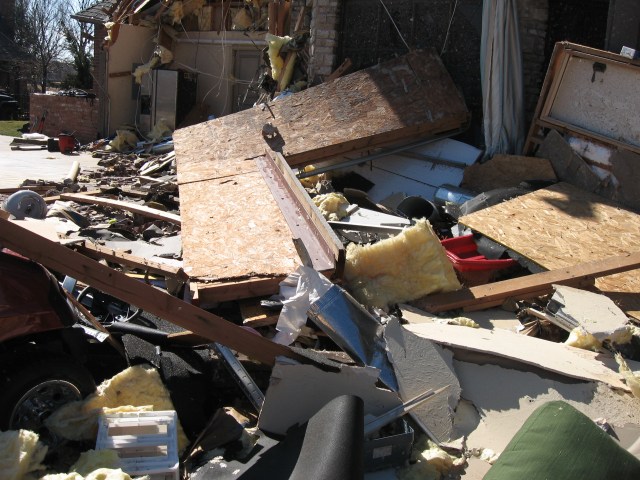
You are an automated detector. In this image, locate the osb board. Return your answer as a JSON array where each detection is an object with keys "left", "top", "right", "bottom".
[
  {"left": 547, "top": 55, "right": 640, "bottom": 148},
  {"left": 461, "top": 155, "right": 557, "bottom": 192},
  {"left": 174, "top": 49, "right": 469, "bottom": 185},
  {"left": 459, "top": 182, "right": 640, "bottom": 318},
  {"left": 179, "top": 170, "right": 299, "bottom": 280}
]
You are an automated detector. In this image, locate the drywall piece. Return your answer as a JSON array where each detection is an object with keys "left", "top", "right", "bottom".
[
  {"left": 404, "top": 322, "right": 631, "bottom": 391},
  {"left": 548, "top": 285, "right": 631, "bottom": 343},
  {"left": 384, "top": 318, "right": 461, "bottom": 442},
  {"left": 461, "top": 155, "right": 557, "bottom": 193},
  {"left": 400, "top": 304, "right": 522, "bottom": 332},
  {"left": 535, "top": 130, "right": 603, "bottom": 193},
  {"left": 8, "top": 218, "right": 60, "bottom": 243},
  {"left": 344, "top": 139, "right": 482, "bottom": 204},
  {"left": 257, "top": 361, "right": 401, "bottom": 436},
  {"left": 458, "top": 182, "right": 640, "bottom": 319},
  {"left": 344, "top": 219, "right": 460, "bottom": 308},
  {"left": 453, "top": 361, "right": 640, "bottom": 460}
]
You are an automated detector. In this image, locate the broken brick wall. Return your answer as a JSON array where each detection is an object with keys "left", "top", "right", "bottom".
[
  {"left": 29, "top": 94, "right": 100, "bottom": 145},
  {"left": 293, "top": 0, "right": 341, "bottom": 84}
]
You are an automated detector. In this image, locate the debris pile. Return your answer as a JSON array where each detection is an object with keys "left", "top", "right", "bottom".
[{"left": 1, "top": 36, "right": 640, "bottom": 480}]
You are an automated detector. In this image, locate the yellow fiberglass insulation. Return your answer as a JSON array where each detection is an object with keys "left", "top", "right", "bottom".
[
  {"left": 615, "top": 352, "right": 640, "bottom": 399},
  {"left": 312, "top": 192, "right": 349, "bottom": 221},
  {"left": 109, "top": 130, "right": 138, "bottom": 152},
  {"left": 41, "top": 469, "right": 147, "bottom": 480},
  {"left": 70, "top": 450, "right": 120, "bottom": 476},
  {"left": 265, "top": 33, "right": 292, "bottom": 82},
  {"left": 345, "top": 219, "right": 460, "bottom": 308},
  {"left": 0, "top": 430, "right": 47, "bottom": 480},
  {"left": 45, "top": 365, "right": 188, "bottom": 452},
  {"left": 565, "top": 326, "right": 601, "bottom": 351}
]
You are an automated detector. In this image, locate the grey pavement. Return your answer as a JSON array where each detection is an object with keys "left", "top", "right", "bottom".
[{"left": 0, "top": 134, "right": 100, "bottom": 188}]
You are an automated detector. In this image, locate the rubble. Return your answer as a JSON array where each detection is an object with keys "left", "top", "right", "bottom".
[{"left": 2, "top": 5, "right": 640, "bottom": 476}]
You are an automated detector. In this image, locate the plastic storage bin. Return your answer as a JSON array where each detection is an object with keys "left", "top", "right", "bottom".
[
  {"left": 441, "top": 235, "right": 517, "bottom": 286},
  {"left": 96, "top": 410, "right": 179, "bottom": 480}
]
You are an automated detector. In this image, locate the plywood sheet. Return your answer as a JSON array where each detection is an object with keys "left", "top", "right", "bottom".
[
  {"left": 174, "top": 49, "right": 470, "bottom": 185},
  {"left": 459, "top": 182, "right": 640, "bottom": 318},
  {"left": 179, "top": 170, "right": 299, "bottom": 280}
]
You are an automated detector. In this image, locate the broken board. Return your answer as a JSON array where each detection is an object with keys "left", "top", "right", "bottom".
[
  {"left": 459, "top": 182, "right": 640, "bottom": 319},
  {"left": 175, "top": 50, "right": 468, "bottom": 302},
  {"left": 405, "top": 322, "right": 631, "bottom": 392}
]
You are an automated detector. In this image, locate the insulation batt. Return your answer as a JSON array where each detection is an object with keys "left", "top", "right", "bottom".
[
  {"left": 45, "top": 366, "right": 188, "bottom": 452},
  {"left": 69, "top": 450, "right": 120, "bottom": 476},
  {"left": 312, "top": 192, "right": 349, "bottom": 221},
  {"left": 40, "top": 469, "right": 148, "bottom": 480},
  {"left": 615, "top": 352, "right": 640, "bottom": 399},
  {"left": 0, "top": 430, "right": 47, "bottom": 480},
  {"left": 265, "top": 33, "right": 292, "bottom": 82},
  {"left": 345, "top": 219, "right": 461, "bottom": 308}
]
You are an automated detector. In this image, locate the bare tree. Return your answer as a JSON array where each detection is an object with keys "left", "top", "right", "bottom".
[
  {"left": 14, "top": 0, "right": 66, "bottom": 93},
  {"left": 60, "top": 0, "right": 94, "bottom": 89}
]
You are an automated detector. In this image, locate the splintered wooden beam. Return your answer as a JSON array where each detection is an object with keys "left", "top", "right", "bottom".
[
  {"left": 414, "top": 252, "right": 640, "bottom": 313},
  {"left": 0, "top": 217, "right": 299, "bottom": 365},
  {"left": 60, "top": 193, "right": 181, "bottom": 225},
  {"left": 76, "top": 241, "right": 189, "bottom": 281}
]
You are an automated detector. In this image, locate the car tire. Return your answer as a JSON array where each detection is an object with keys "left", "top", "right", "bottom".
[{"left": 0, "top": 353, "right": 96, "bottom": 434}]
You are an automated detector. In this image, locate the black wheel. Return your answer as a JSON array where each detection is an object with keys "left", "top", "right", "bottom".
[
  {"left": 0, "top": 354, "right": 96, "bottom": 437},
  {"left": 77, "top": 286, "right": 142, "bottom": 324}
]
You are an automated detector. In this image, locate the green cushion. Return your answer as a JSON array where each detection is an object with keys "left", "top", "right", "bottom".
[{"left": 484, "top": 401, "right": 640, "bottom": 480}]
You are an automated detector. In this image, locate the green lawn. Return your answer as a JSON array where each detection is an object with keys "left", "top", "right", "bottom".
[{"left": 0, "top": 120, "right": 27, "bottom": 137}]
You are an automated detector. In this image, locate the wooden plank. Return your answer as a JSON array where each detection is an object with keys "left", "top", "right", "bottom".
[
  {"left": 0, "top": 216, "right": 299, "bottom": 366},
  {"left": 263, "top": 150, "right": 345, "bottom": 274},
  {"left": 240, "top": 299, "right": 279, "bottom": 328},
  {"left": 44, "top": 189, "right": 102, "bottom": 204},
  {"left": 174, "top": 49, "right": 470, "bottom": 184},
  {"left": 537, "top": 117, "right": 640, "bottom": 157},
  {"left": 76, "top": 241, "right": 189, "bottom": 281},
  {"left": 414, "top": 252, "right": 640, "bottom": 313},
  {"left": 0, "top": 185, "right": 52, "bottom": 195},
  {"left": 60, "top": 193, "right": 181, "bottom": 225},
  {"left": 457, "top": 183, "right": 640, "bottom": 319},
  {"left": 405, "top": 322, "right": 630, "bottom": 392},
  {"left": 326, "top": 58, "right": 352, "bottom": 82},
  {"left": 194, "top": 277, "right": 287, "bottom": 305}
]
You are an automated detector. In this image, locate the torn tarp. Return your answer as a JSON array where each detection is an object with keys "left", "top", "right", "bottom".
[{"left": 272, "top": 266, "right": 332, "bottom": 345}]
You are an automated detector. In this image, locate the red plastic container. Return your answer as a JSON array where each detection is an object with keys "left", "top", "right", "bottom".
[
  {"left": 58, "top": 134, "right": 76, "bottom": 153},
  {"left": 440, "top": 235, "right": 517, "bottom": 272}
]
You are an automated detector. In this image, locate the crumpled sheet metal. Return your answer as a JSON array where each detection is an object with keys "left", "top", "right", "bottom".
[{"left": 308, "top": 284, "right": 398, "bottom": 391}]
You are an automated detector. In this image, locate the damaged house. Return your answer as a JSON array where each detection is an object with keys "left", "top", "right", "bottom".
[{"left": 1, "top": 0, "right": 640, "bottom": 479}]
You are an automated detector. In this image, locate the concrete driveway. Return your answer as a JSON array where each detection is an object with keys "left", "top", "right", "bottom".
[{"left": 0, "top": 134, "right": 100, "bottom": 188}]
